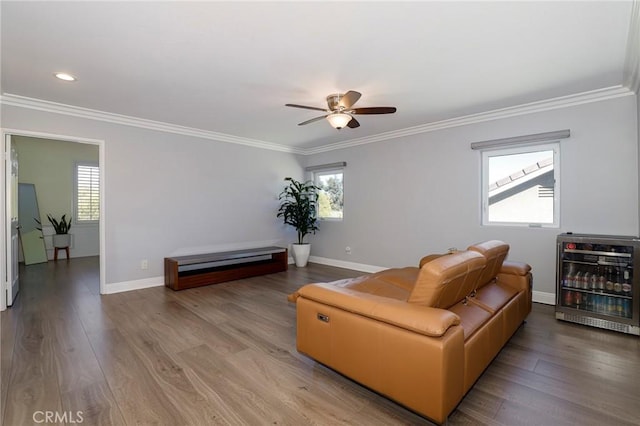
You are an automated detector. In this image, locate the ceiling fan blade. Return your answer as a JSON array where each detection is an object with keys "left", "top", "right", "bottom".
[
  {"left": 285, "top": 104, "right": 328, "bottom": 112},
  {"left": 351, "top": 107, "right": 397, "bottom": 114},
  {"left": 347, "top": 117, "right": 360, "bottom": 128},
  {"left": 298, "top": 115, "right": 328, "bottom": 126},
  {"left": 339, "top": 91, "right": 362, "bottom": 109}
]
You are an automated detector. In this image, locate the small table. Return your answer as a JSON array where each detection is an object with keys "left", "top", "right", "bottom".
[{"left": 54, "top": 246, "right": 70, "bottom": 260}]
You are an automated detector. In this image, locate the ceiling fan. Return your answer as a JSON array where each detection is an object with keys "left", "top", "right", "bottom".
[{"left": 285, "top": 90, "right": 397, "bottom": 129}]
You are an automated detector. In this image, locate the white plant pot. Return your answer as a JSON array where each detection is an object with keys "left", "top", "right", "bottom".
[
  {"left": 52, "top": 234, "right": 71, "bottom": 248},
  {"left": 292, "top": 243, "right": 311, "bottom": 267}
]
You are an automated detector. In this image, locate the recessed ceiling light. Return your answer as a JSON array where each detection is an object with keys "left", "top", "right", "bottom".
[{"left": 54, "top": 72, "right": 76, "bottom": 82}]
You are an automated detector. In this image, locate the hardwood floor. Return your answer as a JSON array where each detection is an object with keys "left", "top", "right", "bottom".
[{"left": 1, "top": 257, "right": 639, "bottom": 425}]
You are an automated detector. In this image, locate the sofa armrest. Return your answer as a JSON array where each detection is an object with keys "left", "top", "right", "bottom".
[
  {"left": 298, "top": 283, "right": 461, "bottom": 337},
  {"left": 497, "top": 260, "right": 532, "bottom": 293},
  {"left": 500, "top": 260, "right": 531, "bottom": 276},
  {"left": 287, "top": 291, "right": 300, "bottom": 303}
]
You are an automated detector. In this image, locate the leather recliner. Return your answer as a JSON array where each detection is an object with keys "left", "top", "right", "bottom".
[{"left": 290, "top": 240, "right": 532, "bottom": 424}]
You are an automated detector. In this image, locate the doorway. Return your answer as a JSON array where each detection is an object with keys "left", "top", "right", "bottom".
[{"left": 2, "top": 130, "right": 105, "bottom": 311}]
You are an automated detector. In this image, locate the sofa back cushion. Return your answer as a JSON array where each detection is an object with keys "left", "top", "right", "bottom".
[
  {"left": 408, "top": 250, "right": 486, "bottom": 308},
  {"left": 467, "top": 240, "right": 509, "bottom": 290}
]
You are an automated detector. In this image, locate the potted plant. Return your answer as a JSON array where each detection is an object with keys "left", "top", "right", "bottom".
[
  {"left": 44, "top": 214, "right": 72, "bottom": 248},
  {"left": 277, "top": 177, "right": 319, "bottom": 267}
]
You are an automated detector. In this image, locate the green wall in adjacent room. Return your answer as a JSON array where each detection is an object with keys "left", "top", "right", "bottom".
[{"left": 13, "top": 136, "right": 99, "bottom": 221}]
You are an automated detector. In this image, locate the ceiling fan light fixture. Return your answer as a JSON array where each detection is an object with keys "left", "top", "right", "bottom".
[
  {"left": 326, "top": 112, "right": 352, "bottom": 129},
  {"left": 286, "top": 90, "right": 396, "bottom": 129}
]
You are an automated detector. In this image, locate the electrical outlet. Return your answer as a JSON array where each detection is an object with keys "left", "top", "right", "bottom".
[
  {"left": 141, "top": 259, "right": 148, "bottom": 270},
  {"left": 345, "top": 246, "right": 352, "bottom": 255}
]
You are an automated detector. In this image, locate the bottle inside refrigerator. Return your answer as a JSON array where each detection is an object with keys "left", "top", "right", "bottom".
[{"left": 556, "top": 233, "right": 639, "bottom": 335}]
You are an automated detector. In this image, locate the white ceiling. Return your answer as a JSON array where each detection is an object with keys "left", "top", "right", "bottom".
[{"left": 1, "top": 1, "right": 637, "bottom": 152}]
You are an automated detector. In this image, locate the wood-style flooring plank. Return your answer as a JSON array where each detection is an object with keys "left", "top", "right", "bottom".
[
  {"left": 484, "top": 360, "right": 640, "bottom": 425},
  {"left": 178, "top": 343, "right": 285, "bottom": 425},
  {"left": 59, "top": 380, "right": 126, "bottom": 426},
  {"left": 3, "top": 311, "right": 62, "bottom": 425},
  {"left": 122, "top": 329, "right": 227, "bottom": 425},
  {"left": 215, "top": 301, "right": 296, "bottom": 354},
  {"left": 224, "top": 347, "right": 361, "bottom": 424},
  {"left": 0, "top": 307, "right": 18, "bottom": 422},
  {"left": 73, "top": 293, "right": 116, "bottom": 334},
  {"left": 49, "top": 307, "right": 106, "bottom": 394},
  {"left": 86, "top": 327, "right": 189, "bottom": 425},
  {"left": 168, "top": 287, "right": 232, "bottom": 325}
]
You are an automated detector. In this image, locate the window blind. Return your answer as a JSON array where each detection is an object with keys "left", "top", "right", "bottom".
[
  {"left": 470, "top": 129, "right": 570, "bottom": 150},
  {"left": 76, "top": 164, "right": 100, "bottom": 221},
  {"left": 305, "top": 162, "right": 347, "bottom": 172}
]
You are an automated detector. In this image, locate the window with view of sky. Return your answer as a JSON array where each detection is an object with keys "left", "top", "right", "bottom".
[{"left": 483, "top": 145, "right": 558, "bottom": 226}]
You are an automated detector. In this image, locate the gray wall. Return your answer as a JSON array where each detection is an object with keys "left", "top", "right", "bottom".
[
  {"left": 2, "top": 105, "right": 304, "bottom": 287},
  {"left": 305, "top": 95, "right": 639, "bottom": 297}
]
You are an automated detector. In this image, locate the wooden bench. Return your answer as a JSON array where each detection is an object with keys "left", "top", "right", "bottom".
[{"left": 164, "top": 246, "right": 288, "bottom": 290}]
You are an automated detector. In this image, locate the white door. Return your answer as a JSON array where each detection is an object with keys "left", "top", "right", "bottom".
[{"left": 5, "top": 135, "right": 19, "bottom": 306}]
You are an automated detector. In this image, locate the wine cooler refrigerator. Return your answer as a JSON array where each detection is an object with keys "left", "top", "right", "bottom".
[{"left": 556, "top": 233, "right": 640, "bottom": 335}]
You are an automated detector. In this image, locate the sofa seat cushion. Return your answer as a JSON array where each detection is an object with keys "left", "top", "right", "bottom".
[
  {"left": 287, "top": 268, "right": 417, "bottom": 304},
  {"left": 471, "top": 282, "right": 519, "bottom": 314},
  {"left": 408, "top": 251, "right": 486, "bottom": 308},
  {"left": 462, "top": 311, "right": 505, "bottom": 392},
  {"left": 327, "top": 273, "right": 412, "bottom": 301},
  {"left": 370, "top": 267, "right": 419, "bottom": 293},
  {"left": 448, "top": 300, "right": 493, "bottom": 341}
]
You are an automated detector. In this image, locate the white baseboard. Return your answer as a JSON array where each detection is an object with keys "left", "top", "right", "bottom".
[
  {"left": 532, "top": 290, "right": 556, "bottom": 305},
  {"left": 309, "top": 256, "right": 387, "bottom": 274},
  {"left": 104, "top": 276, "right": 164, "bottom": 294}
]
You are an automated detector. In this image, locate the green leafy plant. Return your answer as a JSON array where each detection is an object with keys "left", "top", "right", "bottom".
[
  {"left": 277, "top": 177, "right": 320, "bottom": 244},
  {"left": 39, "top": 214, "right": 72, "bottom": 234}
]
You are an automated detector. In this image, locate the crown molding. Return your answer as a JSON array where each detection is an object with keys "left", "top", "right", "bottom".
[
  {"left": 0, "top": 94, "right": 305, "bottom": 155},
  {"left": 624, "top": 0, "right": 640, "bottom": 93},
  {"left": 1, "top": 85, "right": 633, "bottom": 157},
  {"left": 304, "top": 85, "right": 634, "bottom": 155}
]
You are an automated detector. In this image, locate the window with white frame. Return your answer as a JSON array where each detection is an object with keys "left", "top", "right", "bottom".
[
  {"left": 75, "top": 163, "right": 100, "bottom": 223},
  {"left": 481, "top": 143, "right": 559, "bottom": 227},
  {"left": 313, "top": 167, "right": 344, "bottom": 220}
]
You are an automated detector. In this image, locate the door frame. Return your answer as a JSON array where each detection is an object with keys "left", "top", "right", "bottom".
[{"left": 1, "top": 128, "right": 106, "bottom": 310}]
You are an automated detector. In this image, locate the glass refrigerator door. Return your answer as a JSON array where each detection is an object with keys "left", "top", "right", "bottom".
[{"left": 559, "top": 241, "right": 634, "bottom": 321}]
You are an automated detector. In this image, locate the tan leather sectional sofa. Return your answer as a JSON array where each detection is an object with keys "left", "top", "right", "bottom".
[{"left": 289, "top": 240, "right": 532, "bottom": 424}]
